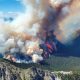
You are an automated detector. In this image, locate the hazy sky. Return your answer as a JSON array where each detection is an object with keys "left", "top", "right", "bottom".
[{"left": 0, "top": 0, "right": 25, "bottom": 13}]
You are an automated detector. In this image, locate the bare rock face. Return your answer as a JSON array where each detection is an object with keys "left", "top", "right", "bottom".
[
  {"left": 0, "top": 59, "right": 55, "bottom": 80},
  {"left": 0, "top": 61, "right": 21, "bottom": 80},
  {"left": 21, "top": 67, "right": 55, "bottom": 80}
]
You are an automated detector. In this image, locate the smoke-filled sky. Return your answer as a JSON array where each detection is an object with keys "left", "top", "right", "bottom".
[{"left": 0, "top": 0, "right": 80, "bottom": 63}]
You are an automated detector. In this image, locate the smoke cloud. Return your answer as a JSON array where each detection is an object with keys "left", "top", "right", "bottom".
[
  {"left": 58, "top": 0, "right": 80, "bottom": 43},
  {"left": 0, "top": 0, "right": 80, "bottom": 63}
]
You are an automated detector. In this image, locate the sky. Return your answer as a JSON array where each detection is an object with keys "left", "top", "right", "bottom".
[{"left": 0, "top": 0, "right": 25, "bottom": 13}]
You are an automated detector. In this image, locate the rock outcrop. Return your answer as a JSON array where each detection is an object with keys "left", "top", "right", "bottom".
[{"left": 0, "top": 59, "right": 55, "bottom": 80}]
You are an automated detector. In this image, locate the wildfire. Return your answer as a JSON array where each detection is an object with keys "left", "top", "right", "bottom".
[
  {"left": 4, "top": 54, "right": 16, "bottom": 62},
  {"left": 0, "top": 0, "right": 79, "bottom": 63}
]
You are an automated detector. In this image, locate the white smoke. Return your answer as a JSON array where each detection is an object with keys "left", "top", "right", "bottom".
[
  {"left": 32, "top": 54, "right": 43, "bottom": 63},
  {"left": 0, "top": 0, "right": 47, "bottom": 63},
  {"left": 50, "top": 0, "right": 71, "bottom": 5}
]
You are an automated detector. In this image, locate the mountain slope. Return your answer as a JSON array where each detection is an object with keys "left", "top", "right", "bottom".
[{"left": 0, "top": 59, "right": 55, "bottom": 80}]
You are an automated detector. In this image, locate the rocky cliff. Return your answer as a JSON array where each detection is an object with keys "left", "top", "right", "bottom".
[{"left": 0, "top": 59, "right": 55, "bottom": 80}]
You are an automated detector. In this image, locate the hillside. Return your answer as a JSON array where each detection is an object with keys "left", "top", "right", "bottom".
[
  {"left": 0, "top": 58, "right": 80, "bottom": 80},
  {"left": 0, "top": 59, "right": 55, "bottom": 80}
]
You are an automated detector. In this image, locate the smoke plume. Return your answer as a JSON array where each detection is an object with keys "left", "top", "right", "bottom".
[{"left": 0, "top": 0, "right": 80, "bottom": 63}]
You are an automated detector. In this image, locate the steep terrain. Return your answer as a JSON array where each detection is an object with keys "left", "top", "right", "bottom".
[{"left": 0, "top": 59, "right": 55, "bottom": 80}]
